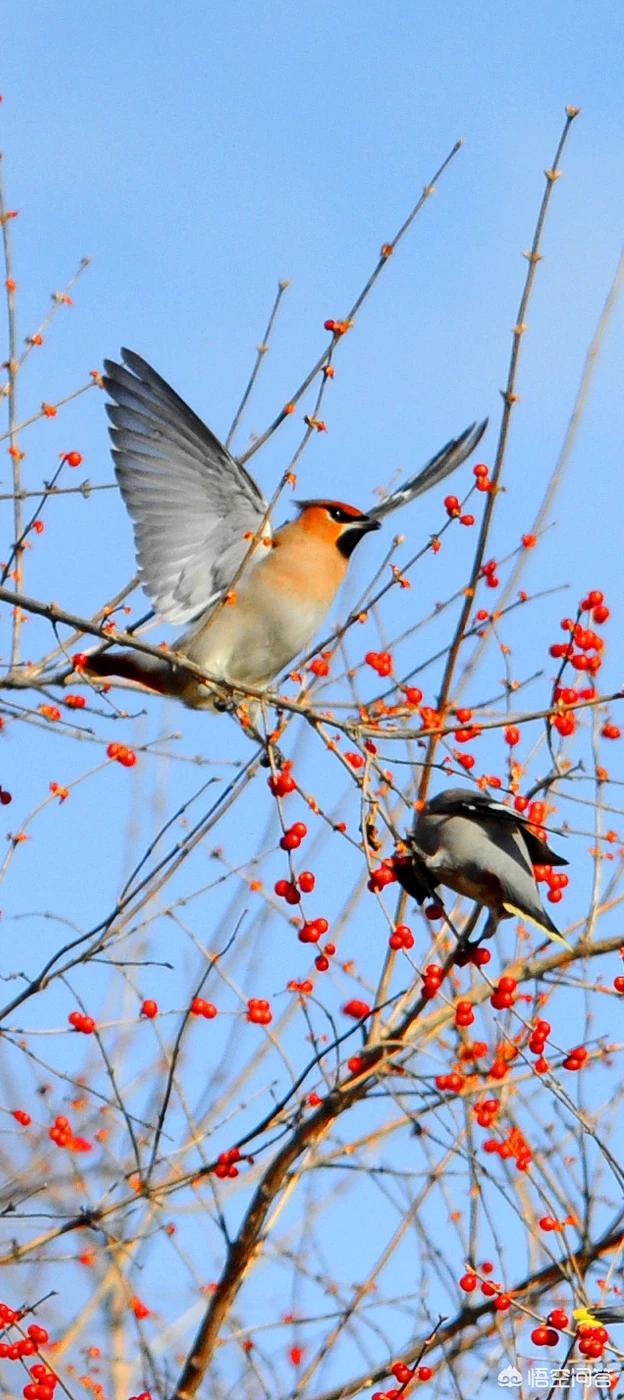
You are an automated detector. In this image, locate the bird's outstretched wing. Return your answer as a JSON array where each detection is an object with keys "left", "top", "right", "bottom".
[
  {"left": 104, "top": 349, "right": 270, "bottom": 624},
  {"left": 426, "top": 787, "right": 568, "bottom": 867},
  {"left": 369, "top": 420, "right": 488, "bottom": 521}
]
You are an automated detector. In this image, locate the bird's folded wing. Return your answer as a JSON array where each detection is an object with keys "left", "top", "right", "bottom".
[
  {"left": 369, "top": 420, "right": 488, "bottom": 521},
  {"left": 426, "top": 788, "right": 568, "bottom": 866},
  {"left": 104, "top": 349, "right": 270, "bottom": 623}
]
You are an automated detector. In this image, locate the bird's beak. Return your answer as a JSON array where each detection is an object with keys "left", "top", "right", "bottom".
[{"left": 336, "top": 514, "right": 381, "bottom": 559}]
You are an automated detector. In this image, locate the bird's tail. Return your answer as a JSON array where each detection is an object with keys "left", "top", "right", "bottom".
[
  {"left": 502, "top": 901, "right": 573, "bottom": 952},
  {"left": 573, "top": 1305, "right": 624, "bottom": 1326},
  {"left": 74, "top": 650, "right": 172, "bottom": 696}
]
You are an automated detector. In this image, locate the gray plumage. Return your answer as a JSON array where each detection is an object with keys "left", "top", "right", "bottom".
[
  {"left": 395, "top": 787, "right": 570, "bottom": 946},
  {"left": 104, "top": 349, "right": 271, "bottom": 624},
  {"left": 104, "top": 349, "right": 487, "bottom": 622}
]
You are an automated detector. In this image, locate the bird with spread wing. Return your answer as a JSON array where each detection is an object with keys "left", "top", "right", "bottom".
[{"left": 79, "top": 350, "right": 486, "bottom": 714}]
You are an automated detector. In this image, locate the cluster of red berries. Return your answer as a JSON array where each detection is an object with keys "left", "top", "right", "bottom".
[
  {"left": 68, "top": 1010, "right": 95, "bottom": 1034},
  {"left": 539, "top": 1215, "right": 574, "bottom": 1232},
  {"left": 247, "top": 998, "right": 272, "bottom": 1025},
  {"left": 22, "top": 1366, "right": 59, "bottom": 1400},
  {"left": 298, "top": 916, "right": 329, "bottom": 943},
  {"left": 455, "top": 999, "right": 475, "bottom": 1028},
  {"left": 214, "top": 1146, "right": 242, "bottom": 1179},
  {"left": 563, "top": 1044, "right": 588, "bottom": 1072},
  {"left": 474, "top": 1097, "right": 499, "bottom": 1129},
  {"left": 528, "top": 1017, "right": 551, "bottom": 1072},
  {"left": 452, "top": 710, "right": 481, "bottom": 743},
  {"left": 481, "top": 558, "right": 499, "bottom": 589},
  {"left": 422, "top": 963, "right": 445, "bottom": 1000},
  {"left": 106, "top": 742, "right": 137, "bottom": 767},
  {"left": 453, "top": 943, "right": 491, "bottom": 967},
  {"left": 344, "top": 750, "right": 365, "bottom": 769},
  {"left": 534, "top": 863, "right": 569, "bottom": 906},
  {"left": 279, "top": 820, "right": 307, "bottom": 851},
  {"left": 342, "top": 999, "right": 371, "bottom": 1019},
  {"left": 48, "top": 1115, "right": 91, "bottom": 1153},
  {"left": 190, "top": 997, "right": 217, "bottom": 1019},
  {"left": 483, "top": 1124, "right": 532, "bottom": 1170},
  {"left": 436, "top": 1071, "right": 465, "bottom": 1093},
  {"left": 314, "top": 941, "right": 336, "bottom": 974},
  {"left": 530, "top": 1307, "right": 609, "bottom": 1357},
  {"left": 490, "top": 975, "right": 517, "bottom": 1010},
  {"left": 389, "top": 923, "right": 414, "bottom": 951},
  {"left": 372, "top": 1359, "right": 434, "bottom": 1396},
  {"left": 473, "top": 462, "right": 491, "bottom": 491},
  {"left": 443, "top": 494, "right": 474, "bottom": 527},
  {"left": 367, "top": 859, "right": 398, "bottom": 893},
  {"left": 308, "top": 652, "right": 331, "bottom": 677},
  {"left": 323, "top": 318, "right": 351, "bottom": 335},
  {"left": 64, "top": 693, "right": 86, "bottom": 710},
  {"left": 38, "top": 705, "right": 61, "bottom": 723},
  {"left": 267, "top": 762, "right": 296, "bottom": 797},
  {"left": 0, "top": 1314, "right": 56, "bottom": 1396},
  {"left": 364, "top": 650, "right": 393, "bottom": 677},
  {"left": 575, "top": 1319, "right": 610, "bottom": 1359},
  {"left": 287, "top": 979, "right": 314, "bottom": 994},
  {"left": 459, "top": 1270, "right": 511, "bottom": 1310},
  {"left": 12, "top": 1108, "right": 31, "bottom": 1126},
  {"left": 549, "top": 591, "right": 609, "bottom": 675},
  {"left": 297, "top": 917, "right": 335, "bottom": 970},
  {"left": 275, "top": 878, "right": 301, "bottom": 905}
]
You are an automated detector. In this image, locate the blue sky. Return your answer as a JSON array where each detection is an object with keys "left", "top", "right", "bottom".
[{"left": 2, "top": 6, "right": 624, "bottom": 1398}]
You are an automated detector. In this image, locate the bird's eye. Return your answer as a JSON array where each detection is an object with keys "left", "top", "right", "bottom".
[{"left": 329, "top": 506, "right": 357, "bottom": 524}]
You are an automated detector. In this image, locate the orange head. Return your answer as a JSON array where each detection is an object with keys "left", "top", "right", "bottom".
[{"left": 295, "top": 499, "right": 381, "bottom": 558}]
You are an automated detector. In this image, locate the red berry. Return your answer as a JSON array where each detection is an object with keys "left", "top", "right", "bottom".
[
  {"left": 141, "top": 999, "right": 158, "bottom": 1019},
  {"left": 547, "top": 1309, "right": 569, "bottom": 1330},
  {"left": 27, "top": 1325, "right": 49, "bottom": 1346},
  {"left": 459, "top": 1272, "right": 477, "bottom": 1292},
  {"left": 531, "top": 1325, "right": 559, "bottom": 1347},
  {"left": 298, "top": 871, "right": 315, "bottom": 893},
  {"left": 65, "top": 451, "right": 83, "bottom": 467},
  {"left": 342, "top": 999, "right": 371, "bottom": 1019}
]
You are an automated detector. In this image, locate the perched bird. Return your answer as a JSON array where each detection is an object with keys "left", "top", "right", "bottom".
[
  {"left": 394, "top": 786, "right": 571, "bottom": 948},
  {"left": 80, "top": 349, "right": 486, "bottom": 714},
  {"left": 573, "top": 1305, "right": 624, "bottom": 1327}
]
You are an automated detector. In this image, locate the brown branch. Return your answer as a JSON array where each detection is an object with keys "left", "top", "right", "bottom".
[{"left": 418, "top": 105, "right": 580, "bottom": 804}]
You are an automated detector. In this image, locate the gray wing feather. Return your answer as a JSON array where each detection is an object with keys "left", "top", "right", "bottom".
[
  {"left": 104, "top": 349, "right": 269, "bottom": 623},
  {"left": 369, "top": 420, "right": 488, "bottom": 521},
  {"left": 425, "top": 787, "right": 567, "bottom": 866}
]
